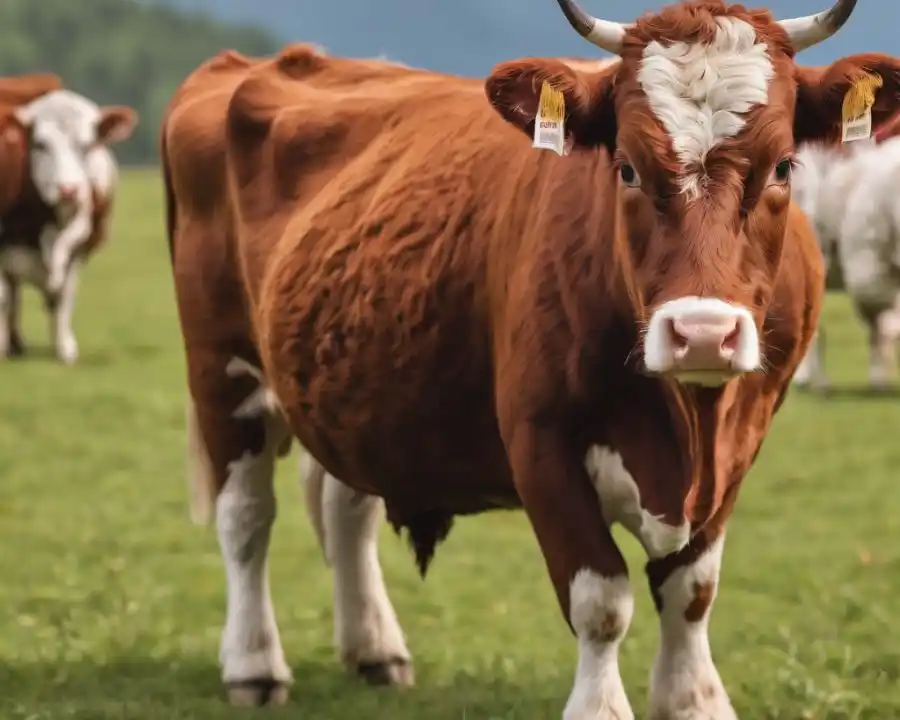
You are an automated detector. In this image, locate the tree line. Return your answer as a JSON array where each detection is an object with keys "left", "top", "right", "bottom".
[{"left": 0, "top": 0, "right": 280, "bottom": 164}]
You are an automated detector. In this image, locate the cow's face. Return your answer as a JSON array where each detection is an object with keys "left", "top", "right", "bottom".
[
  {"left": 13, "top": 91, "right": 137, "bottom": 208},
  {"left": 487, "top": 0, "right": 900, "bottom": 387}
]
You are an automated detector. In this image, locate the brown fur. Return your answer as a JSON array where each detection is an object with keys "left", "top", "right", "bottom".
[{"left": 163, "top": 4, "right": 900, "bottom": 633}]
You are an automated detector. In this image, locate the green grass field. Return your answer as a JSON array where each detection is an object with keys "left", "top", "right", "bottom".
[{"left": 0, "top": 169, "right": 898, "bottom": 719}]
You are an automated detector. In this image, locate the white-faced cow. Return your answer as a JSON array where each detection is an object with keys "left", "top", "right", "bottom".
[
  {"left": 162, "top": 0, "right": 900, "bottom": 716},
  {"left": 792, "top": 133, "right": 900, "bottom": 391},
  {"left": 0, "top": 89, "right": 137, "bottom": 364}
]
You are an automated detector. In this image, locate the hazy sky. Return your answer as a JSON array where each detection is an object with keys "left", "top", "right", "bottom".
[{"left": 196, "top": 0, "right": 900, "bottom": 77}]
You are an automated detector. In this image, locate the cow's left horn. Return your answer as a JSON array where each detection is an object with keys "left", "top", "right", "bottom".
[
  {"left": 777, "top": 0, "right": 858, "bottom": 52},
  {"left": 554, "top": 0, "right": 631, "bottom": 55}
]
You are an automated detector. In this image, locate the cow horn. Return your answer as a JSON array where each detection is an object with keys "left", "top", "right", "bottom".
[
  {"left": 554, "top": 0, "right": 630, "bottom": 55},
  {"left": 777, "top": 0, "right": 858, "bottom": 52}
]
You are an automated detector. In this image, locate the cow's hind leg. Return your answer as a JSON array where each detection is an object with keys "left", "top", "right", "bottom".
[
  {"left": 646, "top": 530, "right": 737, "bottom": 720},
  {"left": 187, "top": 364, "right": 293, "bottom": 707},
  {"left": 301, "top": 457, "right": 414, "bottom": 686}
]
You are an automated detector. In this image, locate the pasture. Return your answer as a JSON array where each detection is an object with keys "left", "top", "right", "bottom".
[{"left": 0, "top": 168, "right": 897, "bottom": 719}]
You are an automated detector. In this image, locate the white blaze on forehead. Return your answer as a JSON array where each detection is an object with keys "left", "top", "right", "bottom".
[{"left": 637, "top": 17, "right": 774, "bottom": 196}]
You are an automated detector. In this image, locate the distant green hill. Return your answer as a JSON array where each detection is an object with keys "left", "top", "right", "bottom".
[{"left": 0, "top": 0, "right": 278, "bottom": 163}]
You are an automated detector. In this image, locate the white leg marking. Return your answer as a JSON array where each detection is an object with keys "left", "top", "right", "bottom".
[
  {"left": 217, "top": 443, "right": 292, "bottom": 687},
  {"left": 648, "top": 535, "right": 736, "bottom": 720},
  {"left": 49, "top": 259, "right": 81, "bottom": 365},
  {"left": 322, "top": 471, "right": 412, "bottom": 677},
  {"left": 41, "top": 211, "right": 92, "bottom": 296},
  {"left": 637, "top": 17, "right": 773, "bottom": 196},
  {"left": 585, "top": 446, "right": 690, "bottom": 560},
  {"left": 867, "top": 313, "right": 898, "bottom": 389},
  {"left": 217, "top": 363, "right": 292, "bottom": 689},
  {"left": 226, "top": 356, "right": 281, "bottom": 417},
  {"left": 564, "top": 570, "right": 634, "bottom": 720},
  {"left": 792, "top": 329, "right": 830, "bottom": 391}
]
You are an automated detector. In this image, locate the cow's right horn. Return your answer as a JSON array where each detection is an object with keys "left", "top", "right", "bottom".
[
  {"left": 777, "top": 0, "right": 859, "bottom": 53},
  {"left": 554, "top": 0, "right": 631, "bottom": 56}
]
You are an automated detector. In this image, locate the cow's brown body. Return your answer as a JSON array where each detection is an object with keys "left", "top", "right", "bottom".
[{"left": 163, "top": 2, "right": 900, "bottom": 715}]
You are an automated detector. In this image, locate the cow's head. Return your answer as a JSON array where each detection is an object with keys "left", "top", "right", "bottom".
[
  {"left": 7, "top": 90, "right": 137, "bottom": 208},
  {"left": 487, "top": 0, "right": 898, "bottom": 387}
]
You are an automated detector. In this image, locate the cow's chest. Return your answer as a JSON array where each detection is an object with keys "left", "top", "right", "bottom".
[
  {"left": 0, "top": 245, "right": 47, "bottom": 287},
  {"left": 584, "top": 445, "right": 691, "bottom": 560}
]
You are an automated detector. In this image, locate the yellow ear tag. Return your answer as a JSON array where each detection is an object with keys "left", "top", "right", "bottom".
[
  {"left": 532, "top": 81, "right": 567, "bottom": 156},
  {"left": 841, "top": 71, "right": 882, "bottom": 143}
]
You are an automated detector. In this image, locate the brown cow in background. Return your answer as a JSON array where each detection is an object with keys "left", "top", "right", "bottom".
[{"left": 0, "top": 84, "right": 137, "bottom": 364}]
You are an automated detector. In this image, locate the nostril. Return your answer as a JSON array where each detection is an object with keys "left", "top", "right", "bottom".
[
  {"left": 721, "top": 322, "right": 740, "bottom": 351},
  {"left": 668, "top": 318, "right": 689, "bottom": 350}
]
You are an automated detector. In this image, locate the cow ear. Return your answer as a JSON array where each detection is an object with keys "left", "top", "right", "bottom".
[
  {"left": 485, "top": 58, "right": 618, "bottom": 154},
  {"left": 97, "top": 105, "right": 138, "bottom": 144},
  {"left": 794, "top": 54, "right": 900, "bottom": 145}
]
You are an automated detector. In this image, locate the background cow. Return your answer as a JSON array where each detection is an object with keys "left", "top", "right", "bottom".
[
  {"left": 163, "top": 0, "right": 900, "bottom": 717},
  {"left": 0, "top": 89, "right": 137, "bottom": 364},
  {"left": 792, "top": 133, "right": 900, "bottom": 392}
]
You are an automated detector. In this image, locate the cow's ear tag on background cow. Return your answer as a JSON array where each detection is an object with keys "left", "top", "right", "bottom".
[
  {"left": 533, "top": 82, "right": 567, "bottom": 156},
  {"left": 841, "top": 71, "right": 882, "bottom": 143}
]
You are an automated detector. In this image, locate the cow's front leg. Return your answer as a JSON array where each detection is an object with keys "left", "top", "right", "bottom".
[
  {"left": 507, "top": 424, "right": 634, "bottom": 720},
  {"left": 645, "top": 531, "right": 736, "bottom": 720},
  {"left": 44, "top": 260, "right": 81, "bottom": 365}
]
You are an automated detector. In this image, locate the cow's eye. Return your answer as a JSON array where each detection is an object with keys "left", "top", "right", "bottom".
[
  {"left": 619, "top": 162, "right": 641, "bottom": 188},
  {"left": 769, "top": 157, "right": 793, "bottom": 186}
]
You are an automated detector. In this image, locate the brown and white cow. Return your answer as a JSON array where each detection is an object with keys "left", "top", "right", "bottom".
[
  {"left": 163, "top": 0, "right": 899, "bottom": 716},
  {"left": 792, "top": 109, "right": 900, "bottom": 392},
  {"left": 0, "top": 89, "right": 137, "bottom": 364}
]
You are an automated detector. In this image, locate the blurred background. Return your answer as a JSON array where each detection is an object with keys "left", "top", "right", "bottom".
[{"left": 4, "top": 0, "right": 899, "bottom": 165}]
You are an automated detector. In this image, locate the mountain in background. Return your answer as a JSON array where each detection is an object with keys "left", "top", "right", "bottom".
[{"left": 162, "top": 0, "right": 900, "bottom": 75}]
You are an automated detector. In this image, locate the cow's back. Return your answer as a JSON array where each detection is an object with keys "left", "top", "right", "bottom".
[{"left": 0, "top": 74, "right": 62, "bottom": 106}]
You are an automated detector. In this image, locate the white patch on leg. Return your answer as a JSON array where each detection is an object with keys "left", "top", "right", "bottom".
[
  {"left": 792, "top": 329, "right": 830, "bottom": 391},
  {"left": 49, "top": 259, "right": 81, "bottom": 365},
  {"left": 226, "top": 356, "right": 281, "bottom": 418},
  {"left": 322, "top": 472, "right": 412, "bottom": 675},
  {"left": 585, "top": 446, "right": 691, "bottom": 559},
  {"left": 637, "top": 17, "right": 773, "bottom": 197},
  {"left": 564, "top": 570, "right": 634, "bottom": 720},
  {"left": 217, "top": 363, "right": 293, "bottom": 688},
  {"left": 217, "top": 445, "right": 292, "bottom": 687},
  {"left": 648, "top": 535, "right": 736, "bottom": 720}
]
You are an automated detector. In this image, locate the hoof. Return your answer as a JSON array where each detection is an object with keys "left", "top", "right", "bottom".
[
  {"left": 225, "top": 678, "right": 291, "bottom": 707},
  {"left": 355, "top": 657, "right": 415, "bottom": 687}
]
